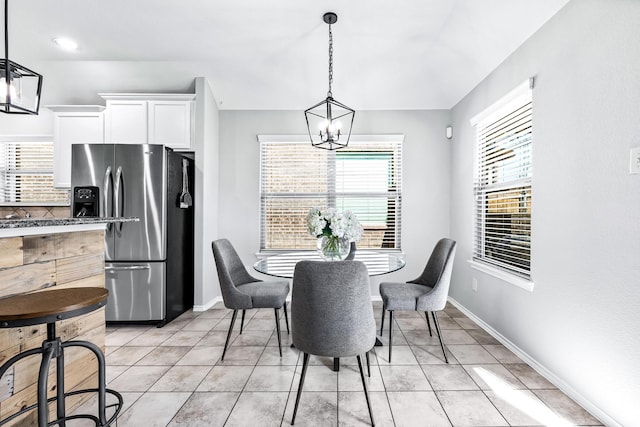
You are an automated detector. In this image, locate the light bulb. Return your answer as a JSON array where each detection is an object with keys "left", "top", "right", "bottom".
[
  {"left": 335, "top": 120, "right": 343, "bottom": 130},
  {"left": 0, "top": 77, "right": 18, "bottom": 103},
  {"left": 318, "top": 120, "right": 329, "bottom": 132}
]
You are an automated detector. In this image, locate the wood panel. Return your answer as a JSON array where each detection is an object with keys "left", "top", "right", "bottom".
[
  {"left": 0, "top": 238, "right": 22, "bottom": 269},
  {"left": 55, "top": 230, "right": 105, "bottom": 260},
  {"left": 22, "top": 235, "right": 56, "bottom": 264},
  {"left": 0, "top": 261, "right": 56, "bottom": 297},
  {"left": 55, "top": 253, "right": 105, "bottom": 285},
  {"left": 0, "top": 229, "right": 106, "bottom": 425},
  {"left": 54, "top": 274, "right": 105, "bottom": 290}
]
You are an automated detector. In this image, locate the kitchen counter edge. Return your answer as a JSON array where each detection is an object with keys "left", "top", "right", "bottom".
[{"left": 0, "top": 217, "right": 139, "bottom": 238}]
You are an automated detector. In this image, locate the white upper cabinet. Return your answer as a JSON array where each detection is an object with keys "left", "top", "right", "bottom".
[
  {"left": 101, "top": 94, "right": 194, "bottom": 150},
  {"left": 148, "top": 100, "right": 192, "bottom": 150},
  {"left": 104, "top": 100, "right": 148, "bottom": 144},
  {"left": 48, "top": 105, "right": 105, "bottom": 188}
]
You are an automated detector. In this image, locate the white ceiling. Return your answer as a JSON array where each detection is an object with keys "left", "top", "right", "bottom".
[{"left": 7, "top": 0, "right": 570, "bottom": 110}]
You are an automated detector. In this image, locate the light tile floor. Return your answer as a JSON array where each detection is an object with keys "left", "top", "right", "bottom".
[{"left": 88, "top": 302, "right": 603, "bottom": 426}]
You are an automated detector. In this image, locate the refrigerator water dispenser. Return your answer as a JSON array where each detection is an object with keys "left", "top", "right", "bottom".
[{"left": 73, "top": 186, "right": 100, "bottom": 217}]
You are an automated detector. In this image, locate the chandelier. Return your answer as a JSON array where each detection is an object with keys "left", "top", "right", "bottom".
[
  {"left": 304, "top": 12, "right": 354, "bottom": 150},
  {"left": 1, "top": 0, "right": 43, "bottom": 114}
]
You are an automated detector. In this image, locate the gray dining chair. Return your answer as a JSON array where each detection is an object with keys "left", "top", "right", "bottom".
[
  {"left": 211, "top": 239, "right": 290, "bottom": 361},
  {"left": 291, "top": 260, "right": 376, "bottom": 426},
  {"left": 379, "top": 238, "right": 456, "bottom": 363}
]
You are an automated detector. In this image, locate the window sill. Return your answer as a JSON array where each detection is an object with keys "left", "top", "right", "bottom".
[{"left": 467, "top": 260, "right": 534, "bottom": 292}]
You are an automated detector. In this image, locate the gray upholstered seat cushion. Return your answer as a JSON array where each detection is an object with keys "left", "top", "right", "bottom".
[
  {"left": 379, "top": 282, "right": 432, "bottom": 311},
  {"left": 236, "top": 280, "right": 289, "bottom": 308}
]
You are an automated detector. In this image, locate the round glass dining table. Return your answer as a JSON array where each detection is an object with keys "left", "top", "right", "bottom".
[
  {"left": 253, "top": 250, "right": 405, "bottom": 278},
  {"left": 253, "top": 250, "right": 405, "bottom": 371}
]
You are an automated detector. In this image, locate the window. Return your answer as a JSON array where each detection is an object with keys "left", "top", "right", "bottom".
[
  {"left": 259, "top": 135, "right": 403, "bottom": 251},
  {"left": 0, "top": 136, "right": 70, "bottom": 205},
  {"left": 472, "top": 81, "right": 532, "bottom": 279}
]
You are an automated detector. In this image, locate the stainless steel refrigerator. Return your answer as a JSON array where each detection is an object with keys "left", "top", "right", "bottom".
[{"left": 71, "top": 144, "right": 194, "bottom": 324}]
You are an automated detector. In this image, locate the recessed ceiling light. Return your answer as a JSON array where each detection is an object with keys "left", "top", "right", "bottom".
[{"left": 53, "top": 37, "right": 78, "bottom": 51}]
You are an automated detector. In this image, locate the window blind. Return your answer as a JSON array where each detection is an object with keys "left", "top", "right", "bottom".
[
  {"left": 259, "top": 137, "right": 402, "bottom": 251},
  {"left": 473, "top": 90, "right": 532, "bottom": 278},
  {"left": 0, "top": 138, "right": 70, "bottom": 205}
]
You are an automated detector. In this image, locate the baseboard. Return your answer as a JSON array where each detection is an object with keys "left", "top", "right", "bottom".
[
  {"left": 193, "top": 296, "right": 222, "bottom": 312},
  {"left": 447, "top": 297, "right": 620, "bottom": 427}
]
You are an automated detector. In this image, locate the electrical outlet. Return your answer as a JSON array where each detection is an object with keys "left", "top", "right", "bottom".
[
  {"left": 630, "top": 147, "right": 640, "bottom": 174},
  {"left": 472, "top": 278, "right": 478, "bottom": 292}
]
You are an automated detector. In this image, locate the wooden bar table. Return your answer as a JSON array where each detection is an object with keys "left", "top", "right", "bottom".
[{"left": 0, "top": 217, "right": 135, "bottom": 426}]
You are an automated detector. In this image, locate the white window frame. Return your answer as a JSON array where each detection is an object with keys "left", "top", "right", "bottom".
[
  {"left": 469, "top": 80, "right": 534, "bottom": 291},
  {"left": 0, "top": 135, "right": 70, "bottom": 206},
  {"left": 258, "top": 134, "right": 403, "bottom": 253}
]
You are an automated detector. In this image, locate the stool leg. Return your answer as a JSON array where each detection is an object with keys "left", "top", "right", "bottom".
[
  {"left": 38, "top": 341, "right": 56, "bottom": 427},
  {"left": 55, "top": 340, "right": 66, "bottom": 426},
  {"left": 64, "top": 340, "right": 111, "bottom": 425}
]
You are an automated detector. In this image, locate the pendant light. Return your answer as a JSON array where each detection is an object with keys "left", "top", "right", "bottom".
[
  {"left": 1, "top": 0, "right": 43, "bottom": 114},
  {"left": 305, "top": 12, "right": 354, "bottom": 150}
]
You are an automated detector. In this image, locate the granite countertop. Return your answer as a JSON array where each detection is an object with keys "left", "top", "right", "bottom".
[{"left": 0, "top": 217, "right": 139, "bottom": 229}]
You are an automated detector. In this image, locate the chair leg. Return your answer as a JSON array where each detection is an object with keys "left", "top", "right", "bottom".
[
  {"left": 283, "top": 302, "right": 290, "bottom": 334},
  {"left": 425, "top": 311, "right": 432, "bottom": 336},
  {"left": 221, "top": 309, "right": 238, "bottom": 362},
  {"left": 274, "top": 308, "right": 282, "bottom": 357},
  {"left": 357, "top": 354, "right": 376, "bottom": 426},
  {"left": 431, "top": 312, "right": 448, "bottom": 363},
  {"left": 292, "top": 352, "right": 310, "bottom": 425},
  {"left": 240, "top": 309, "right": 246, "bottom": 334},
  {"left": 366, "top": 350, "right": 371, "bottom": 378},
  {"left": 379, "top": 305, "right": 386, "bottom": 335},
  {"left": 388, "top": 311, "right": 393, "bottom": 363}
]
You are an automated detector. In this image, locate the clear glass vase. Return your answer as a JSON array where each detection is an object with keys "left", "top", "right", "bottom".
[{"left": 317, "top": 236, "right": 350, "bottom": 261}]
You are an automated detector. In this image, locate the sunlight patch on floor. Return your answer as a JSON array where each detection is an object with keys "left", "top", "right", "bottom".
[{"left": 473, "top": 367, "right": 574, "bottom": 426}]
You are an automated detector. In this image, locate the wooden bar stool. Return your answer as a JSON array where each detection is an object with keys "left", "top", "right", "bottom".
[{"left": 0, "top": 288, "right": 122, "bottom": 426}]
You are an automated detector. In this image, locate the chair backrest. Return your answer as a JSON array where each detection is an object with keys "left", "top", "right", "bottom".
[
  {"left": 292, "top": 261, "right": 376, "bottom": 358},
  {"left": 211, "top": 239, "right": 258, "bottom": 309},
  {"left": 411, "top": 238, "right": 457, "bottom": 311}
]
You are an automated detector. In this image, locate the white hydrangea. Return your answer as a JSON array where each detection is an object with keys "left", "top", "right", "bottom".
[
  {"left": 305, "top": 206, "right": 363, "bottom": 242},
  {"left": 306, "top": 207, "right": 326, "bottom": 237},
  {"left": 342, "top": 210, "right": 364, "bottom": 241}
]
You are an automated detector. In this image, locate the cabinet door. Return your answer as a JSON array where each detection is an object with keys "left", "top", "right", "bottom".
[
  {"left": 53, "top": 112, "right": 104, "bottom": 188},
  {"left": 105, "top": 100, "right": 148, "bottom": 144},
  {"left": 148, "top": 100, "right": 192, "bottom": 150}
]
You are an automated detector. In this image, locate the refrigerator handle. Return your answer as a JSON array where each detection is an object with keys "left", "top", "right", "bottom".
[
  {"left": 105, "top": 265, "right": 150, "bottom": 271},
  {"left": 115, "top": 166, "right": 124, "bottom": 232},
  {"left": 103, "top": 166, "right": 113, "bottom": 233}
]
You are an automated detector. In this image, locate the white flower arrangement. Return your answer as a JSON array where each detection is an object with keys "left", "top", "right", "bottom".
[{"left": 306, "top": 207, "right": 363, "bottom": 242}]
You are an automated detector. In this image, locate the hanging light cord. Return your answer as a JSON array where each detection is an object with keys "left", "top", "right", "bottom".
[
  {"left": 3, "top": 0, "right": 8, "bottom": 63},
  {"left": 327, "top": 22, "right": 333, "bottom": 98}
]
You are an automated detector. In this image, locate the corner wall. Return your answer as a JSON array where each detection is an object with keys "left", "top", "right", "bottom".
[
  {"left": 193, "top": 77, "right": 220, "bottom": 309},
  {"left": 449, "top": 1, "right": 640, "bottom": 425}
]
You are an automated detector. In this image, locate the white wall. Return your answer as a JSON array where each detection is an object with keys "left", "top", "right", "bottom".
[
  {"left": 193, "top": 77, "right": 220, "bottom": 309},
  {"left": 216, "top": 109, "right": 451, "bottom": 296},
  {"left": 0, "top": 109, "right": 53, "bottom": 134},
  {"left": 449, "top": 1, "right": 640, "bottom": 425}
]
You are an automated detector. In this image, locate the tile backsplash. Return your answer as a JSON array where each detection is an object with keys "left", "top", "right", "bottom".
[{"left": 0, "top": 206, "right": 71, "bottom": 219}]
